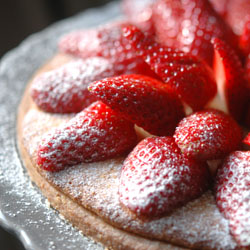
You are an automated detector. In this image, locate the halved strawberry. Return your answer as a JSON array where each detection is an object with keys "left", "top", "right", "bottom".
[
  {"left": 58, "top": 22, "right": 157, "bottom": 77},
  {"left": 212, "top": 38, "right": 249, "bottom": 122},
  {"left": 174, "top": 109, "right": 242, "bottom": 161},
  {"left": 239, "top": 19, "right": 250, "bottom": 56},
  {"left": 37, "top": 101, "right": 137, "bottom": 172},
  {"left": 89, "top": 74, "right": 185, "bottom": 136},
  {"left": 122, "top": 0, "right": 155, "bottom": 35},
  {"left": 123, "top": 25, "right": 217, "bottom": 111},
  {"left": 119, "top": 136, "right": 211, "bottom": 217},
  {"left": 30, "top": 58, "right": 116, "bottom": 113},
  {"left": 215, "top": 151, "right": 250, "bottom": 247},
  {"left": 152, "top": 0, "right": 237, "bottom": 65}
]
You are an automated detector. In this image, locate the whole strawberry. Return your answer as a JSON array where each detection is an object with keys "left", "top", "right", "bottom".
[
  {"left": 31, "top": 58, "right": 115, "bottom": 113},
  {"left": 119, "top": 137, "right": 211, "bottom": 217},
  {"left": 89, "top": 74, "right": 185, "bottom": 136},
  {"left": 174, "top": 109, "right": 242, "bottom": 161},
  {"left": 58, "top": 22, "right": 157, "bottom": 77},
  {"left": 152, "top": 0, "right": 237, "bottom": 65},
  {"left": 212, "top": 37, "right": 249, "bottom": 122},
  {"left": 123, "top": 25, "right": 217, "bottom": 111},
  {"left": 215, "top": 151, "right": 250, "bottom": 247},
  {"left": 37, "top": 101, "right": 137, "bottom": 172}
]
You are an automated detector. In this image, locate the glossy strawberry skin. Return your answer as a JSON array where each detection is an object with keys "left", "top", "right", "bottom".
[
  {"left": 152, "top": 0, "right": 237, "bottom": 65},
  {"left": 30, "top": 58, "right": 117, "bottom": 113},
  {"left": 89, "top": 74, "right": 185, "bottom": 136},
  {"left": 174, "top": 109, "right": 242, "bottom": 161},
  {"left": 119, "top": 137, "right": 211, "bottom": 217},
  {"left": 58, "top": 22, "right": 157, "bottom": 77},
  {"left": 215, "top": 151, "right": 250, "bottom": 247},
  {"left": 212, "top": 37, "right": 249, "bottom": 122},
  {"left": 123, "top": 25, "right": 217, "bottom": 111},
  {"left": 37, "top": 101, "right": 137, "bottom": 172}
]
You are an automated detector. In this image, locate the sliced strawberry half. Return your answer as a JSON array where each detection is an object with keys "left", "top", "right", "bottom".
[
  {"left": 37, "top": 101, "right": 137, "bottom": 172},
  {"left": 89, "top": 74, "right": 185, "bottom": 136},
  {"left": 174, "top": 109, "right": 243, "bottom": 161},
  {"left": 58, "top": 22, "right": 157, "bottom": 77},
  {"left": 152, "top": 0, "right": 237, "bottom": 65},
  {"left": 30, "top": 58, "right": 116, "bottom": 113},
  {"left": 123, "top": 25, "right": 217, "bottom": 111},
  {"left": 211, "top": 37, "right": 249, "bottom": 122},
  {"left": 119, "top": 136, "right": 211, "bottom": 217},
  {"left": 215, "top": 151, "right": 250, "bottom": 247}
]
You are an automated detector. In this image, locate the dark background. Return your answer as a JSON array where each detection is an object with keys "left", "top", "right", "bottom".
[{"left": 0, "top": 0, "right": 118, "bottom": 249}]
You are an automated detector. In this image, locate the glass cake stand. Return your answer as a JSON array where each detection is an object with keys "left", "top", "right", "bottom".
[{"left": 0, "top": 2, "right": 120, "bottom": 249}]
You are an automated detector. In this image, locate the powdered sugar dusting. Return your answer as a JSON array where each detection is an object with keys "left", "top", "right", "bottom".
[
  {"left": 0, "top": 1, "right": 121, "bottom": 249},
  {"left": 174, "top": 109, "right": 242, "bottom": 161},
  {"left": 216, "top": 151, "right": 250, "bottom": 247},
  {"left": 119, "top": 137, "right": 210, "bottom": 217},
  {"left": 30, "top": 57, "right": 118, "bottom": 113},
  {"left": 36, "top": 101, "right": 137, "bottom": 171},
  {"left": 22, "top": 107, "right": 237, "bottom": 249}
]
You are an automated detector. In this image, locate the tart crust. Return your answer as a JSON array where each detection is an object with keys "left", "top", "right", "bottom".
[{"left": 17, "top": 54, "right": 238, "bottom": 250}]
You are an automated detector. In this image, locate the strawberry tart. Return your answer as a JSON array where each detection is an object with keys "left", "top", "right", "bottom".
[{"left": 17, "top": 0, "right": 250, "bottom": 249}]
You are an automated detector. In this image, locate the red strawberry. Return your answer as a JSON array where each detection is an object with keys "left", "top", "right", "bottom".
[
  {"left": 239, "top": 20, "right": 250, "bottom": 56},
  {"left": 243, "top": 133, "right": 250, "bottom": 146},
  {"left": 37, "top": 101, "right": 137, "bottom": 172},
  {"left": 89, "top": 74, "right": 185, "bottom": 136},
  {"left": 30, "top": 57, "right": 116, "bottom": 113},
  {"left": 152, "top": 0, "right": 237, "bottom": 65},
  {"left": 58, "top": 22, "right": 157, "bottom": 77},
  {"left": 174, "top": 109, "right": 242, "bottom": 161},
  {"left": 123, "top": 25, "right": 217, "bottom": 111},
  {"left": 226, "top": 0, "right": 250, "bottom": 36},
  {"left": 58, "top": 29, "right": 100, "bottom": 59},
  {"left": 122, "top": 0, "right": 156, "bottom": 35},
  {"left": 119, "top": 136, "right": 211, "bottom": 217},
  {"left": 212, "top": 37, "right": 249, "bottom": 122},
  {"left": 215, "top": 151, "right": 250, "bottom": 247}
]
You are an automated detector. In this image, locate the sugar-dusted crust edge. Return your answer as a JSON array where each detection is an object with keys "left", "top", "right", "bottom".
[{"left": 16, "top": 54, "right": 184, "bottom": 250}]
